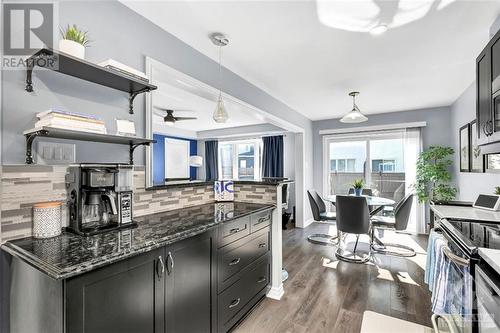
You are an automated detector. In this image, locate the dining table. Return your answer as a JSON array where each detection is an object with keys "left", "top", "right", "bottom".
[{"left": 325, "top": 194, "right": 395, "bottom": 216}]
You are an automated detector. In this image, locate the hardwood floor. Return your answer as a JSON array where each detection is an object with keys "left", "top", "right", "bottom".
[{"left": 233, "top": 223, "right": 433, "bottom": 333}]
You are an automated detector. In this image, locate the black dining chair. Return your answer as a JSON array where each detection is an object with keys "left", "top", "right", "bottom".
[
  {"left": 306, "top": 190, "right": 338, "bottom": 245},
  {"left": 348, "top": 188, "right": 374, "bottom": 196},
  {"left": 370, "top": 194, "right": 415, "bottom": 257},
  {"left": 335, "top": 195, "right": 371, "bottom": 263}
]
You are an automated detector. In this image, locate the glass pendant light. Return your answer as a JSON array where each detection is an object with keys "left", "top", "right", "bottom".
[
  {"left": 211, "top": 33, "right": 229, "bottom": 123},
  {"left": 340, "top": 91, "right": 368, "bottom": 123}
]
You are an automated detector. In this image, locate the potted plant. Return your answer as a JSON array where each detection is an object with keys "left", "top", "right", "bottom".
[
  {"left": 414, "top": 146, "right": 457, "bottom": 203},
  {"left": 59, "top": 25, "right": 91, "bottom": 59},
  {"left": 352, "top": 179, "right": 364, "bottom": 196}
]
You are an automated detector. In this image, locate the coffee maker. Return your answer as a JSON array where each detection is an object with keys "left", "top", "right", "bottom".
[{"left": 66, "top": 164, "right": 135, "bottom": 236}]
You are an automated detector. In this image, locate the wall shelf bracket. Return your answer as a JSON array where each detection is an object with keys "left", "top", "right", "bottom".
[
  {"left": 129, "top": 143, "right": 149, "bottom": 165},
  {"left": 25, "top": 130, "right": 49, "bottom": 164},
  {"left": 129, "top": 88, "right": 150, "bottom": 114}
]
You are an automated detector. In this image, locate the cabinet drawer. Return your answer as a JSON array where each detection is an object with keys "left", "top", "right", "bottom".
[
  {"left": 219, "top": 216, "right": 250, "bottom": 247},
  {"left": 217, "top": 254, "right": 270, "bottom": 329},
  {"left": 219, "top": 228, "right": 269, "bottom": 288},
  {"left": 251, "top": 210, "right": 272, "bottom": 232}
]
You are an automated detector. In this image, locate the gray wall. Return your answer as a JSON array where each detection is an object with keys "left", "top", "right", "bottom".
[
  {"left": 2, "top": 1, "right": 312, "bottom": 165},
  {"left": 451, "top": 83, "right": 500, "bottom": 201},
  {"left": 311, "top": 107, "right": 453, "bottom": 192}
]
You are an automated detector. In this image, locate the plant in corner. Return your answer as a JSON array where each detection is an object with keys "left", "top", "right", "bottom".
[
  {"left": 352, "top": 179, "right": 364, "bottom": 196},
  {"left": 413, "top": 146, "right": 457, "bottom": 203},
  {"left": 59, "top": 24, "right": 91, "bottom": 59},
  {"left": 495, "top": 187, "right": 500, "bottom": 195}
]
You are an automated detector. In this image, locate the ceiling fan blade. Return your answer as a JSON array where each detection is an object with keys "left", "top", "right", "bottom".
[{"left": 174, "top": 117, "right": 198, "bottom": 121}]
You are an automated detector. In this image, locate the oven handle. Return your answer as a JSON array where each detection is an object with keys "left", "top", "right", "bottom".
[
  {"left": 443, "top": 246, "right": 470, "bottom": 267},
  {"left": 431, "top": 314, "right": 459, "bottom": 333}
]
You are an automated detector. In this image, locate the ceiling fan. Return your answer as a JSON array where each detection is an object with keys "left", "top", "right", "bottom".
[{"left": 154, "top": 108, "right": 198, "bottom": 123}]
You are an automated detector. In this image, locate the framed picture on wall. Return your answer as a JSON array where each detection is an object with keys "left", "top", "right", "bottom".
[
  {"left": 459, "top": 123, "right": 470, "bottom": 172},
  {"left": 469, "top": 120, "right": 485, "bottom": 173}
]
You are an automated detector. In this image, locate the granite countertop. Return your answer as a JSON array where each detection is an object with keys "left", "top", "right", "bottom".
[
  {"left": 479, "top": 248, "right": 500, "bottom": 275},
  {"left": 431, "top": 204, "right": 500, "bottom": 223},
  {"left": 147, "top": 179, "right": 294, "bottom": 190},
  {"left": 1, "top": 202, "right": 274, "bottom": 280}
]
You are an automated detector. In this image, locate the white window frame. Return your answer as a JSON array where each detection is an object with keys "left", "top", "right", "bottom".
[{"left": 218, "top": 139, "right": 261, "bottom": 180}]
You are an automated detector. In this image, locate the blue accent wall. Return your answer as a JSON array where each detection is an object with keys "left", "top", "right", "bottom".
[{"left": 153, "top": 133, "right": 198, "bottom": 185}]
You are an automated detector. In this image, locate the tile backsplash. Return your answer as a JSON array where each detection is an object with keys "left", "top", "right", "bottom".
[{"left": 0, "top": 165, "right": 276, "bottom": 242}]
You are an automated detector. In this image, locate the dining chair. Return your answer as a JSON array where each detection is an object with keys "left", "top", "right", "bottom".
[
  {"left": 306, "top": 190, "right": 338, "bottom": 245},
  {"left": 370, "top": 194, "right": 415, "bottom": 257},
  {"left": 335, "top": 195, "right": 371, "bottom": 263},
  {"left": 348, "top": 188, "right": 374, "bottom": 196}
]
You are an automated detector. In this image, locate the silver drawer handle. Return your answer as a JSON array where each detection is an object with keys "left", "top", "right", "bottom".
[
  {"left": 443, "top": 247, "right": 469, "bottom": 267},
  {"left": 257, "top": 276, "right": 266, "bottom": 283},
  {"left": 431, "top": 314, "right": 459, "bottom": 333},
  {"left": 229, "top": 228, "right": 240, "bottom": 234},
  {"left": 258, "top": 243, "right": 266, "bottom": 248},
  {"left": 257, "top": 216, "right": 269, "bottom": 224},
  {"left": 159, "top": 256, "right": 165, "bottom": 274},
  {"left": 229, "top": 298, "right": 241, "bottom": 308},
  {"left": 229, "top": 258, "right": 241, "bottom": 266}
]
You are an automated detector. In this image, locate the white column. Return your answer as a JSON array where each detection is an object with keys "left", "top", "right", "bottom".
[{"left": 267, "top": 183, "right": 284, "bottom": 300}]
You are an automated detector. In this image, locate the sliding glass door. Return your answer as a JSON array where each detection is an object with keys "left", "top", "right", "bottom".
[{"left": 324, "top": 131, "right": 406, "bottom": 202}]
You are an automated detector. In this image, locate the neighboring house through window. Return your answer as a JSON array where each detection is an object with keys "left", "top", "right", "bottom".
[
  {"left": 330, "top": 158, "right": 356, "bottom": 172},
  {"left": 218, "top": 139, "right": 261, "bottom": 180},
  {"left": 371, "top": 159, "right": 396, "bottom": 172}
]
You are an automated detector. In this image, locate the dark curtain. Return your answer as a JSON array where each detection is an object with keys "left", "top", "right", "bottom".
[
  {"left": 205, "top": 140, "right": 218, "bottom": 181},
  {"left": 262, "top": 135, "right": 284, "bottom": 177}
]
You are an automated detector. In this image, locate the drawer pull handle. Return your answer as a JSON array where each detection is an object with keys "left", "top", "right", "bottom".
[
  {"left": 229, "top": 298, "right": 241, "bottom": 308},
  {"left": 257, "top": 276, "right": 266, "bottom": 283},
  {"left": 258, "top": 243, "right": 267, "bottom": 248},
  {"left": 256, "top": 216, "right": 269, "bottom": 224},
  {"left": 229, "top": 258, "right": 241, "bottom": 266},
  {"left": 229, "top": 228, "right": 240, "bottom": 234}
]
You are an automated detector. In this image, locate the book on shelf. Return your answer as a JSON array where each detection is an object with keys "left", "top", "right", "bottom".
[
  {"left": 98, "top": 59, "right": 148, "bottom": 82},
  {"left": 35, "top": 118, "right": 107, "bottom": 132},
  {"left": 37, "top": 108, "right": 102, "bottom": 121}
]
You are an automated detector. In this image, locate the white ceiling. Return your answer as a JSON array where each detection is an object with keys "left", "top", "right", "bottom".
[
  {"left": 150, "top": 63, "right": 268, "bottom": 134},
  {"left": 125, "top": 0, "right": 500, "bottom": 121}
]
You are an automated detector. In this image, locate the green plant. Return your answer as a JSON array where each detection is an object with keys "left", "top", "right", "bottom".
[
  {"left": 495, "top": 186, "right": 500, "bottom": 195},
  {"left": 413, "top": 146, "right": 457, "bottom": 203},
  {"left": 60, "top": 24, "right": 91, "bottom": 47},
  {"left": 352, "top": 179, "right": 364, "bottom": 190}
]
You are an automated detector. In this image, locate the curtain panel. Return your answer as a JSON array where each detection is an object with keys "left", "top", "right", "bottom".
[
  {"left": 205, "top": 140, "right": 218, "bottom": 181},
  {"left": 262, "top": 135, "right": 284, "bottom": 178}
]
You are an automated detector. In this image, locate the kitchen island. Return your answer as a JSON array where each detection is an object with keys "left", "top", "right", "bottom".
[{"left": 1, "top": 202, "right": 274, "bottom": 333}]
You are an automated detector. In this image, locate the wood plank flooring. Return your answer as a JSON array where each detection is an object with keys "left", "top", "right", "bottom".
[{"left": 233, "top": 223, "right": 433, "bottom": 333}]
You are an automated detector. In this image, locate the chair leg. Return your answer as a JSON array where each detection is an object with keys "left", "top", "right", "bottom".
[{"left": 353, "top": 235, "right": 360, "bottom": 256}]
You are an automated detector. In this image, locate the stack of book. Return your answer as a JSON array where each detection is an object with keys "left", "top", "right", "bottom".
[{"left": 35, "top": 109, "right": 107, "bottom": 134}]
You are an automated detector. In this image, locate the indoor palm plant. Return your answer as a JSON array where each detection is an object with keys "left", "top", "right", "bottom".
[
  {"left": 59, "top": 24, "right": 91, "bottom": 59},
  {"left": 352, "top": 179, "right": 364, "bottom": 196},
  {"left": 414, "top": 146, "right": 457, "bottom": 203}
]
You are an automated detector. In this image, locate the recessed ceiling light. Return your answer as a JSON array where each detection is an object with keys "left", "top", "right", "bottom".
[{"left": 370, "top": 24, "right": 388, "bottom": 36}]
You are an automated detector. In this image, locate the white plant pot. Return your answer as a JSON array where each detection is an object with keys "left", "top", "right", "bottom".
[{"left": 59, "top": 39, "right": 85, "bottom": 59}]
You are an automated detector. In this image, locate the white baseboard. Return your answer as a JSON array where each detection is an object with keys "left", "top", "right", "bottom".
[
  {"left": 298, "top": 218, "right": 314, "bottom": 228},
  {"left": 266, "top": 284, "right": 284, "bottom": 300}
]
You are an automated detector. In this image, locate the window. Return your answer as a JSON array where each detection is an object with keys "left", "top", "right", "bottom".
[
  {"left": 372, "top": 159, "right": 396, "bottom": 172},
  {"left": 218, "top": 140, "right": 261, "bottom": 180},
  {"left": 330, "top": 158, "right": 356, "bottom": 172}
]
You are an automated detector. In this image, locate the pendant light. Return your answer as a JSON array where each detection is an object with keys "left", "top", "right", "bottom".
[
  {"left": 340, "top": 91, "right": 368, "bottom": 123},
  {"left": 210, "top": 33, "right": 229, "bottom": 123}
]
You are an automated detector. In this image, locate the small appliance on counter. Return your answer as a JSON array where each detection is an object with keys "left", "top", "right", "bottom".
[
  {"left": 473, "top": 194, "right": 500, "bottom": 211},
  {"left": 66, "top": 164, "right": 135, "bottom": 236}
]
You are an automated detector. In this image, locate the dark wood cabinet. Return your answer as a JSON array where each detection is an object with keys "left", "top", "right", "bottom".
[
  {"left": 477, "top": 28, "right": 500, "bottom": 146},
  {"left": 66, "top": 248, "right": 165, "bottom": 333},
  {"left": 165, "top": 232, "right": 213, "bottom": 333}
]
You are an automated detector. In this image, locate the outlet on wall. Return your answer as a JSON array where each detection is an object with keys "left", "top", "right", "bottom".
[{"left": 36, "top": 141, "right": 76, "bottom": 164}]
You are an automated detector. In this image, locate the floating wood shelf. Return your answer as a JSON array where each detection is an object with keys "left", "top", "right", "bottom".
[
  {"left": 23, "top": 127, "right": 156, "bottom": 165},
  {"left": 25, "top": 48, "right": 157, "bottom": 114}
]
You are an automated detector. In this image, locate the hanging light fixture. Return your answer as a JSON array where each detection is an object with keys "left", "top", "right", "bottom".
[
  {"left": 340, "top": 91, "right": 368, "bottom": 123},
  {"left": 210, "top": 33, "right": 229, "bottom": 123}
]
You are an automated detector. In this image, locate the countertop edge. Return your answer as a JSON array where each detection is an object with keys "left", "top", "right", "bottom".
[
  {"left": 2, "top": 204, "right": 275, "bottom": 280},
  {"left": 478, "top": 248, "right": 500, "bottom": 275}
]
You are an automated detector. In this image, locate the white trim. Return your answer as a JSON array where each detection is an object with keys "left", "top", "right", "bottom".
[
  {"left": 266, "top": 284, "right": 284, "bottom": 300},
  {"left": 301, "top": 218, "right": 315, "bottom": 229},
  {"left": 318, "top": 121, "right": 427, "bottom": 136}
]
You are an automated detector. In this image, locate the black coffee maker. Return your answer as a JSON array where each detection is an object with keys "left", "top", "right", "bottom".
[{"left": 66, "top": 164, "right": 135, "bottom": 236}]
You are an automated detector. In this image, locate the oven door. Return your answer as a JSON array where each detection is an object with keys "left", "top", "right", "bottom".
[
  {"left": 433, "top": 229, "right": 475, "bottom": 333},
  {"left": 476, "top": 265, "right": 500, "bottom": 333}
]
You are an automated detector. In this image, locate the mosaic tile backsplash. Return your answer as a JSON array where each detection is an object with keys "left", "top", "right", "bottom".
[{"left": 0, "top": 165, "right": 276, "bottom": 242}]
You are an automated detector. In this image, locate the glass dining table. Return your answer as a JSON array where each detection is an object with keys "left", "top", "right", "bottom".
[{"left": 325, "top": 194, "right": 396, "bottom": 216}]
